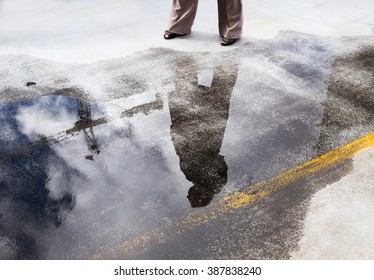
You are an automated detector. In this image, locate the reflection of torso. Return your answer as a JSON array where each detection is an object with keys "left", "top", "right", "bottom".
[
  {"left": 170, "top": 85, "right": 229, "bottom": 187},
  {"left": 169, "top": 55, "right": 239, "bottom": 200}
]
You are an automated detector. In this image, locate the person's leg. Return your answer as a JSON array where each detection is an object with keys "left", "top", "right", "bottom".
[
  {"left": 217, "top": 0, "right": 243, "bottom": 39},
  {"left": 167, "top": 0, "right": 199, "bottom": 35},
  {"left": 217, "top": 0, "right": 228, "bottom": 37}
]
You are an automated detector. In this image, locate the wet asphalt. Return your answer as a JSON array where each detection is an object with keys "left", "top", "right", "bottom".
[{"left": 0, "top": 32, "right": 374, "bottom": 259}]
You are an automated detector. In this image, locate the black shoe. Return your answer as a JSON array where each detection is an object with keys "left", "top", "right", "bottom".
[
  {"left": 164, "top": 30, "right": 186, "bottom": 39},
  {"left": 220, "top": 37, "right": 238, "bottom": 46}
]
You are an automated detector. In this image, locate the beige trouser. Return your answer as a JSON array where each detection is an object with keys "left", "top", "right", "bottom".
[
  {"left": 217, "top": 0, "right": 243, "bottom": 38},
  {"left": 167, "top": 0, "right": 243, "bottom": 39}
]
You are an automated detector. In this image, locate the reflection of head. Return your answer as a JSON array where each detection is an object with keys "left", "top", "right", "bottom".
[
  {"left": 187, "top": 184, "right": 215, "bottom": 208},
  {"left": 182, "top": 154, "right": 229, "bottom": 208},
  {"left": 187, "top": 157, "right": 227, "bottom": 208}
]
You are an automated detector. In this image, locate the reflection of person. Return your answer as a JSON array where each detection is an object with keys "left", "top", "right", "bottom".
[
  {"left": 164, "top": 0, "right": 243, "bottom": 46},
  {"left": 169, "top": 54, "right": 239, "bottom": 207},
  {"left": 75, "top": 99, "right": 100, "bottom": 157}
]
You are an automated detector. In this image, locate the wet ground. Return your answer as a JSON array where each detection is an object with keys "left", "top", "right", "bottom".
[{"left": 1, "top": 32, "right": 374, "bottom": 259}]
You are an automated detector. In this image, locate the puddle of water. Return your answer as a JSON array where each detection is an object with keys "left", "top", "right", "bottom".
[
  {"left": 0, "top": 59, "right": 242, "bottom": 257},
  {"left": 1, "top": 33, "right": 373, "bottom": 260},
  {"left": 0, "top": 94, "right": 192, "bottom": 259}
]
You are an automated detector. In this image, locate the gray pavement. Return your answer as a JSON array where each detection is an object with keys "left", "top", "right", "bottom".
[{"left": 1, "top": 31, "right": 374, "bottom": 259}]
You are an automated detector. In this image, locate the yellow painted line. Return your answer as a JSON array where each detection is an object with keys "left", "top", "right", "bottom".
[{"left": 92, "top": 132, "right": 374, "bottom": 259}]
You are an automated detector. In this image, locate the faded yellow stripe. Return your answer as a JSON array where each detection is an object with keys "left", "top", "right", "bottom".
[{"left": 92, "top": 132, "right": 374, "bottom": 259}]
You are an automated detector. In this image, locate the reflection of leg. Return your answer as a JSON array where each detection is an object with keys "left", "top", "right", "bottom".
[
  {"left": 167, "top": 0, "right": 199, "bottom": 35},
  {"left": 217, "top": 0, "right": 243, "bottom": 39}
]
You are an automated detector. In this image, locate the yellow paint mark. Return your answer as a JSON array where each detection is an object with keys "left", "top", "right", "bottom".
[
  {"left": 114, "top": 235, "right": 151, "bottom": 258},
  {"left": 92, "top": 132, "right": 374, "bottom": 259}
]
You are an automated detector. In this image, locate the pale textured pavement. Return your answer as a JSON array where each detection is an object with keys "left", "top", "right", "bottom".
[{"left": 0, "top": 0, "right": 374, "bottom": 259}]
